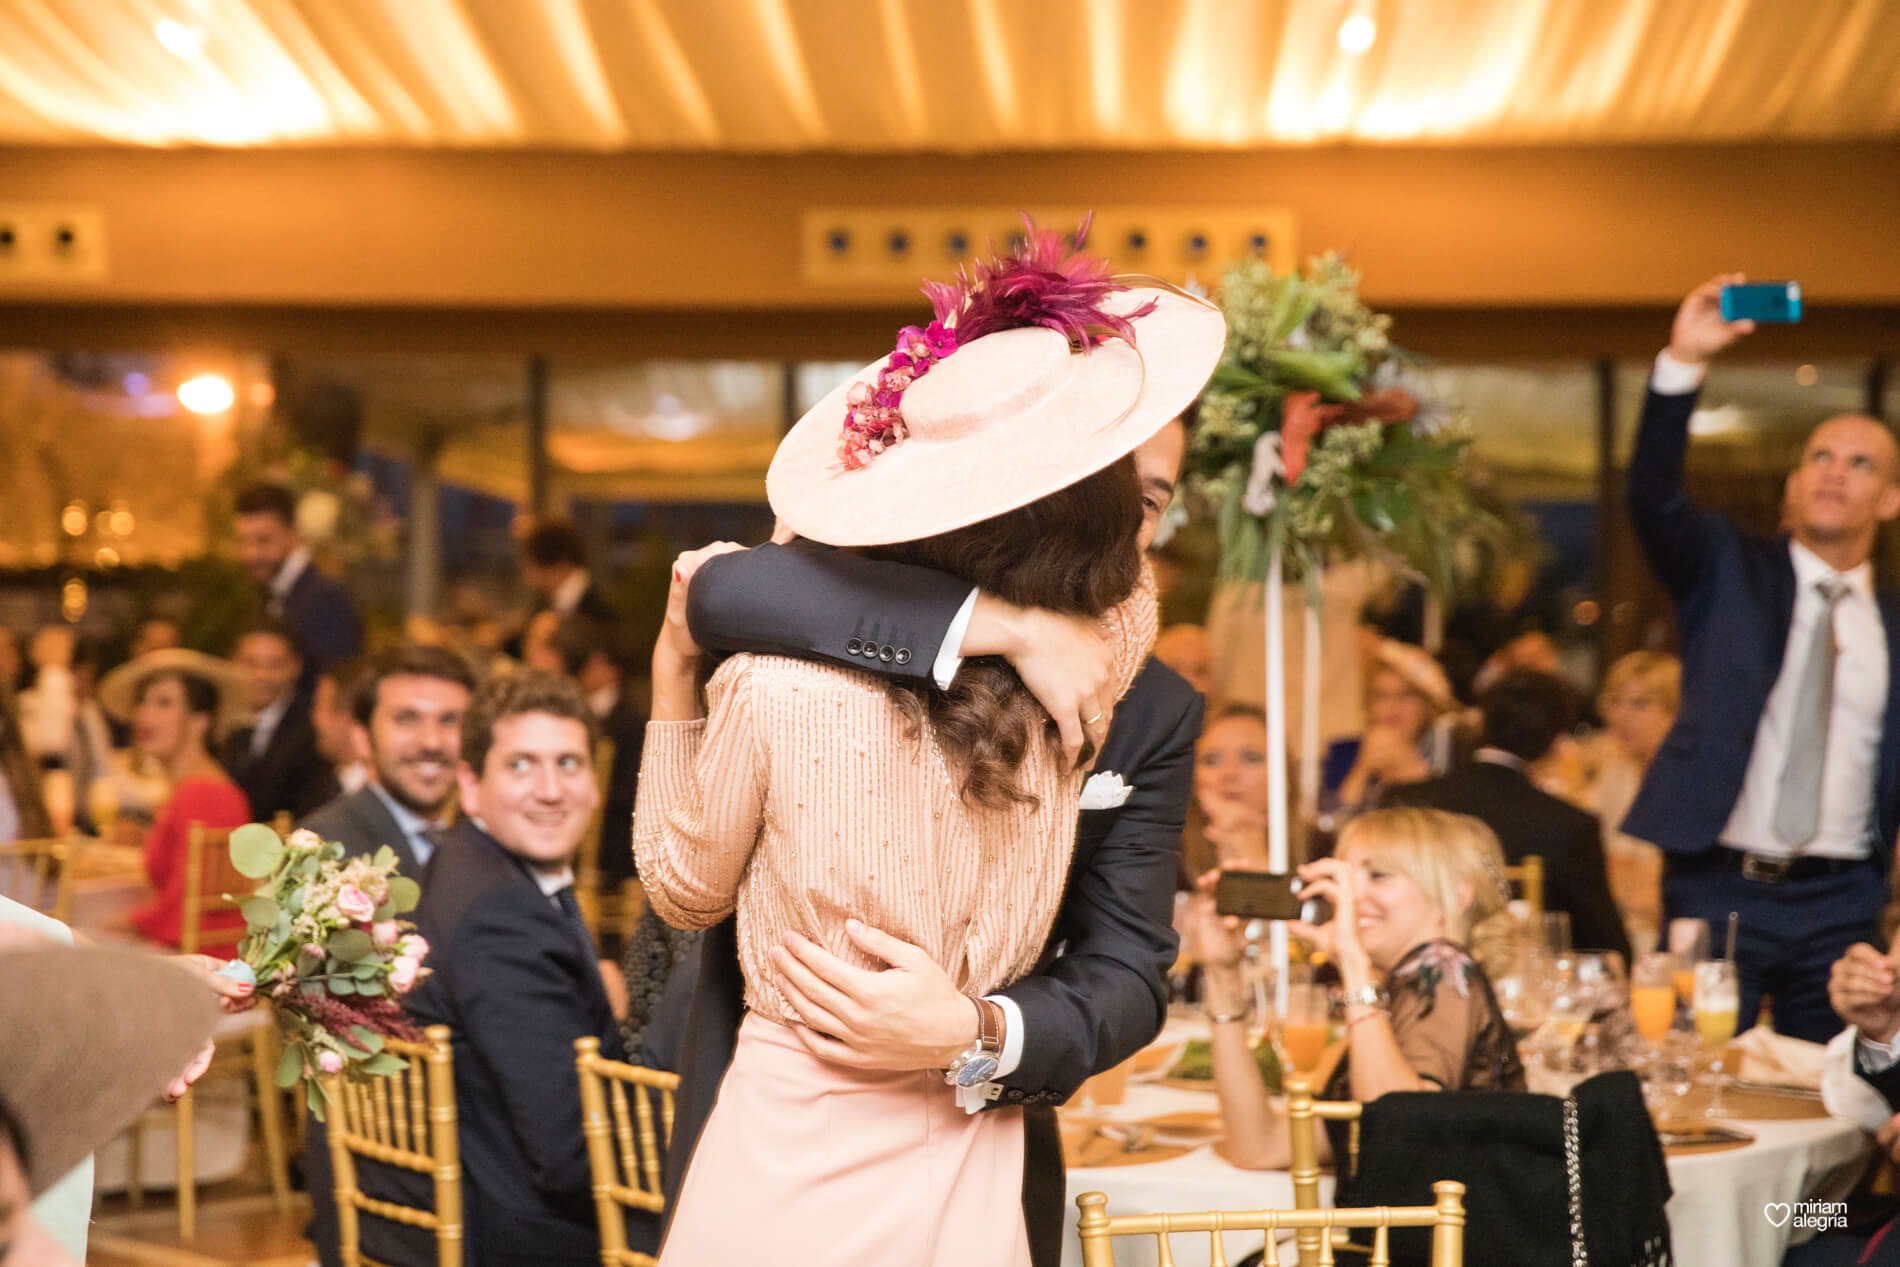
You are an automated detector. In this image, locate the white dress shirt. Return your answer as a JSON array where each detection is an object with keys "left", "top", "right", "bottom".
[
  {"left": 550, "top": 568, "right": 592, "bottom": 616},
  {"left": 367, "top": 780, "right": 446, "bottom": 870},
  {"left": 249, "top": 689, "right": 294, "bottom": 758},
  {"left": 1822, "top": 1026, "right": 1900, "bottom": 1131},
  {"left": 1653, "top": 351, "right": 1889, "bottom": 860},
  {"left": 269, "top": 546, "right": 312, "bottom": 611}
]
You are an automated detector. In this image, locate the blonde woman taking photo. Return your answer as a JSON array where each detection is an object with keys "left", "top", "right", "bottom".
[{"left": 1189, "top": 808, "right": 1524, "bottom": 1169}]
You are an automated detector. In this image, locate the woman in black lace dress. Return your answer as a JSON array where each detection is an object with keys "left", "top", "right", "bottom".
[{"left": 1190, "top": 807, "right": 1524, "bottom": 1169}]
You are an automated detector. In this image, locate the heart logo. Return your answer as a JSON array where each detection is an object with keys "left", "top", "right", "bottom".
[{"left": 1765, "top": 1203, "right": 1793, "bottom": 1228}]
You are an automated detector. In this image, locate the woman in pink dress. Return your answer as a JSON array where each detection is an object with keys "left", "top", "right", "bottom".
[{"left": 635, "top": 224, "right": 1225, "bottom": 1264}]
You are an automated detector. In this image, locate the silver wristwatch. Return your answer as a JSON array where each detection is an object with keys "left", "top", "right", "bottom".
[
  {"left": 1342, "top": 983, "right": 1387, "bottom": 1010},
  {"left": 944, "top": 998, "right": 1005, "bottom": 1089}
]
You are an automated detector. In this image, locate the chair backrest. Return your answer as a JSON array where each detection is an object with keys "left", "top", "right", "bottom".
[
  {"left": 574, "top": 1035, "right": 677, "bottom": 1267},
  {"left": 1503, "top": 855, "right": 1543, "bottom": 918},
  {"left": 325, "top": 1024, "right": 463, "bottom": 1267},
  {"left": 0, "top": 835, "right": 72, "bottom": 917},
  {"left": 1077, "top": 1181, "right": 1464, "bottom": 1267},
  {"left": 575, "top": 735, "right": 617, "bottom": 940},
  {"left": 180, "top": 822, "right": 248, "bottom": 955},
  {"left": 1286, "top": 1076, "right": 1365, "bottom": 1264}
]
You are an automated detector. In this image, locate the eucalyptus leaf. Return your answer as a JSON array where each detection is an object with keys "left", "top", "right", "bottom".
[
  {"left": 285, "top": 886, "right": 305, "bottom": 916},
  {"left": 359, "top": 1052, "right": 407, "bottom": 1077},
  {"left": 296, "top": 855, "right": 320, "bottom": 879},
  {"left": 373, "top": 845, "right": 397, "bottom": 870},
  {"left": 357, "top": 979, "right": 385, "bottom": 997},
  {"left": 229, "top": 823, "right": 285, "bottom": 879},
  {"left": 331, "top": 977, "right": 356, "bottom": 996},
  {"left": 349, "top": 1025, "right": 385, "bottom": 1055},
  {"left": 329, "top": 929, "right": 373, "bottom": 962},
  {"left": 276, "top": 1042, "right": 305, "bottom": 1088},
  {"left": 372, "top": 900, "right": 395, "bottom": 922},
  {"left": 306, "top": 1079, "right": 329, "bottom": 1122},
  {"left": 322, "top": 842, "right": 345, "bottom": 862},
  {"left": 239, "top": 896, "right": 279, "bottom": 930},
  {"left": 386, "top": 875, "right": 421, "bottom": 915}
]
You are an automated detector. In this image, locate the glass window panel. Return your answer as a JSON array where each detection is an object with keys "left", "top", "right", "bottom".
[{"left": 794, "top": 362, "right": 863, "bottom": 415}]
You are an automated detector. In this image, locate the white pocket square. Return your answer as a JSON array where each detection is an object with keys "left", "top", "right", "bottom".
[{"left": 1079, "top": 771, "right": 1133, "bottom": 810}]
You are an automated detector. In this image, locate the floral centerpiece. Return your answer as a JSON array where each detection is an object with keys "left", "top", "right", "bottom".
[
  {"left": 1181, "top": 253, "right": 1491, "bottom": 593},
  {"left": 216, "top": 823, "right": 429, "bottom": 1118}
]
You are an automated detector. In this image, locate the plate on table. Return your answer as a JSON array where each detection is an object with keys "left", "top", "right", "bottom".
[{"left": 1138, "top": 1110, "right": 1225, "bottom": 1147}]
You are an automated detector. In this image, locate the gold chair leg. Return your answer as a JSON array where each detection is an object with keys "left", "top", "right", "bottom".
[
  {"left": 176, "top": 1090, "right": 196, "bottom": 1243},
  {"left": 251, "top": 1029, "right": 293, "bottom": 1213}
]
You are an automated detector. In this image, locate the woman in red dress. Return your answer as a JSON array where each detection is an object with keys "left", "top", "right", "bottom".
[{"left": 101, "top": 651, "right": 252, "bottom": 950}]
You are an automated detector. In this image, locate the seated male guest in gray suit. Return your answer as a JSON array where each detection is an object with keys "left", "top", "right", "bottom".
[
  {"left": 651, "top": 416, "right": 1202, "bottom": 1267},
  {"left": 297, "top": 642, "right": 475, "bottom": 1267},
  {"left": 371, "top": 671, "right": 624, "bottom": 1267},
  {"left": 221, "top": 618, "right": 337, "bottom": 823}
]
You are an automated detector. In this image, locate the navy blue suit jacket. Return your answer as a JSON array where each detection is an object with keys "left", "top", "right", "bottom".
[
  {"left": 278, "top": 563, "right": 365, "bottom": 695},
  {"left": 1621, "top": 386, "right": 1900, "bottom": 867}
]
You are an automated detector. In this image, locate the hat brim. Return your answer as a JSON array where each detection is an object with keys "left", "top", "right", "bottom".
[
  {"left": 97, "top": 648, "right": 250, "bottom": 731},
  {"left": 0, "top": 944, "right": 222, "bottom": 1196},
  {"left": 767, "top": 285, "right": 1226, "bottom": 547}
]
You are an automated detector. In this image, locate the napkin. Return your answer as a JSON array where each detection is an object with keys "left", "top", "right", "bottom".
[{"left": 1731, "top": 1027, "right": 1827, "bottom": 1091}]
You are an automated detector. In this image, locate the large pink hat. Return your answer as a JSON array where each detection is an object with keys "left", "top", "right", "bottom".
[{"left": 768, "top": 222, "right": 1226, "bottom": 548}]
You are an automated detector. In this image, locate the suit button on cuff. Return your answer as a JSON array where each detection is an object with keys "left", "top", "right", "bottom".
[
  {"left": 894, "top": 648, "right": 911, "bottom": 665},
  {"left": 879, "top": 646, "right": 895, "bottom": 662},
  {"left": 846, "top": 638, "right": 863, "bottom": 655},
  {"left": 863, "top": 645, "right": 880, "bottom": 658}
]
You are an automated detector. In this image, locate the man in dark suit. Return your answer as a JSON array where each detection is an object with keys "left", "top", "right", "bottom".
[
  {"left": 222, "top": 619, "right": 337, "bottom": 822},
  {"left": 297, "top": 642, "right": 475, "bottom": 1267},
  {"left": 1805, "top": 933, "right": 1900, "bottom": 1266},
  {"left": 505, "top": 521, "right": 618, "bottom": 661},
  {"left": 548, "top": 615, "right": 644, "bottom": 884},
  {"left": 1387, "top": 669, "right": 1630, "bottom": 962},
  {"left": 234, "top": 482, "right": 364, "bottom": 696},
  {"left": 651, "top": 418, "right": 1200, "bottom": 1266},
  {"left": 391, "top": 670, "right": 623, "bottom": 1267},
  {"left": 1624, "top": 274, "right": 1900, "bottom": 1042}
]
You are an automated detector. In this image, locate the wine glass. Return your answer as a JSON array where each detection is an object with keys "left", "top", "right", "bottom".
[
  {"left": 1693, "top": 960, "right": 1740, "bottom": 1118},
  {"left": 1540, "top": 956, "right": 1593, "bottom": 1075},
  {"left": 1543, "top": 912, "right": 1573, "bottom": 956},
  {"left": 1669, "top": 919, "right": 1711, "bottom": 1007},
  {"left": 1278, "top": 968, "right": 1330, "bottom": 1080},
  {"left": 1630, "top": 953, "right": 1677, "bottom": 1106}
]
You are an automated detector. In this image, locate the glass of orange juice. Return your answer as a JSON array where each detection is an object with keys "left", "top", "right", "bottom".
[
  {"left": 1630, "top": 953, "right": 1676, "bottom": 1108},
  {"left": 1693, "top": 960, "right": 1740, "bottom": 1118},
  {"left": 1668, "top": 918, "right": 1710, "bottom": 1004},
  {"left": 1274, "top": 964, "right": 1330, "bottom": 1078}
]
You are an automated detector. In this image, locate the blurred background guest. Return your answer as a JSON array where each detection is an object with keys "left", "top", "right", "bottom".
[
  {"left": 130, "top": 616, "right": 183, "bottom": 659},
  {"left": 98, "top": 650, "right": 251, "bottom": 949},
  {"left": 506, "top": 519, "right": 618, "bottom": 661},
  {"left": 222, "top": 617, "right": 337, "bottom": 822},
  {"left": 0, "top": 675, "right": 52, "bottom": 846},
  {"left": 1582, "top": 651, "right": 1679, "bottom": 956},
  {"left": 1188, "top": 704, "right": 1271, "bottom": 879},
  {"left": 234, "top": 481, "right": 364, "bottom": 694},
  {"left": 310, "top": 655, "right": 369, "bottom": 795},
  {"left": 550, "top": 613, "right": 643, "bottom": 885},
  {"left": 1390, "top": 668, "right": 1629, "bottom": 961},
  {"left": 1154, "top": 622, "right": 1215, "bottom": 700},
  {"left": 1191, "top": 808, "right": 1522, "bottom": 1170},
  {"left": 1321, "top": 639, "right": 1459, "bottom": 821}
]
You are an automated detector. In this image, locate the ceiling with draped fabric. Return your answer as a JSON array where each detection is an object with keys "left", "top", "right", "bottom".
[{"left": 0, "top": 0, "right": 1895, "bottom": 151}]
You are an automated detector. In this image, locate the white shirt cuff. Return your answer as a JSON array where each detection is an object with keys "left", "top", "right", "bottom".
[
  {"left": 988, "top": 993, "right": 1025, "bottom": 1077},
  {"left": 1650, "top": 349, "right": 1707, "bottom": 395},
  {"left": 1823, "top": 1027, "right": 1900, "bottom": 1131},
  {"left": 932, "top": 588, "right": 980, "bottom": 690},
  {"left": 1859, "top": 1030, "right": 1900, "bottom": 1073}
]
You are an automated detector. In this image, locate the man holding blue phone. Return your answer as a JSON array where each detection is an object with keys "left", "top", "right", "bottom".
[{"left": 1624, "top": 273, "right": 1900, "bottom": 1043}]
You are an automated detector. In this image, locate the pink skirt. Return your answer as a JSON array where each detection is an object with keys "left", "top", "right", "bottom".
[{"left": 661, "top": 1014, "right": 1032, "bottom": 1266}]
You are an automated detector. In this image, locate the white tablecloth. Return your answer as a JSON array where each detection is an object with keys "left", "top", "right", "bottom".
[{"left": 1060, "top": 1023, "right": 1870, "bottom": 1267}]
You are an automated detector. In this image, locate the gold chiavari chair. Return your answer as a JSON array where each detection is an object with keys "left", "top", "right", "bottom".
[
  {"left": 577, "top": 737, "right": 644, "bottom": 949},
  {"left": 0, "top": 835, "right": 75, "bottom": 920},
  {"left": 1286, "top": 1077, "right": 1365, "bottom": 1265},
  {"left": 326, "top": 1024, "right": 464, "bottom": 1267},
  {"left": 1075, "top": 1181, "right": 1466, "bottom": 1267},
  {"left": 574, "top": 1036, "right": 678, "bottom": 1267},
  {"left": 129, "top": 821, "right": 292, "bottom": 1240},
  {"left": 1503, "top": 854, "right": 1544, "bottom": 918}
]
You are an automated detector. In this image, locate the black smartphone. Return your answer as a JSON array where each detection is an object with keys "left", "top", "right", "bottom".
[{"left": 1214, "top": 870, "right": 1334, "bottom": 924}]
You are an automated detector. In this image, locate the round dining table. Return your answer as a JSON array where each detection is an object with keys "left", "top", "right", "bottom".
[{"left": 1058, "top": 1019, "right": 1871, "bottom": 1267}]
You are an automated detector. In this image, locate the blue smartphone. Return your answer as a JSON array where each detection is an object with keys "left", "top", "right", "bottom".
[{"left": 1721, "top": 281, "right": 1802, "bottom": 323}]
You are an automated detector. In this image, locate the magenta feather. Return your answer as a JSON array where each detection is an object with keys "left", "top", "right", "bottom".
[{"left": 924, "top": 213, "right": 1157, "bottom": 348}]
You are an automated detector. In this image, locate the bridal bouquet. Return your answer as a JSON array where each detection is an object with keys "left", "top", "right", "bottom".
[
  {"left": 217, "top": 823, "right": 429, "bottom": 1118},
  {"left": 1182, "top": 253, "right": 1494, "bottom": 593}
]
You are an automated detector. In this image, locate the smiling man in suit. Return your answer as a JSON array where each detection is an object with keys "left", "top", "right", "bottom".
[
  {"left": 649, "top": 418, "right": 1200, "bottom": 1266},
  {"left": 297, "top": 642, "right": 475, "bottom": 1267},
  {"left": 1626, "top": 274, "right": 1900, "bottom": 1042}
]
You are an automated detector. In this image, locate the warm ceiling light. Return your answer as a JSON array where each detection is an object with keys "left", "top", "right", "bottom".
[
  {"left": 178, "top": 373, "right": 235, "bottom": 414},
  {"left": 155, "top": 18, "right": 206, "bottom": 58},
  {"left": 1337, "top": 14, "right": 1377, "bottom": 54}
]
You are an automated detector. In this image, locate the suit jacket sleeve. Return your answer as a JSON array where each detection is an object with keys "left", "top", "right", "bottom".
[
  {"left": 300, "top": 577, "right": 366, "bottom": 669},
  {"left": 451, "top": 888, "right": 622, "bottom": 1218},
  {"left": 685, "top": 541, "right": 970, "bottom": 683},
  {"left": 992, "top": 685, "right": 1202, "bottom": 1103},
  {"left": 1627, "top": 387, "right": 1719, "bottom": 599}
]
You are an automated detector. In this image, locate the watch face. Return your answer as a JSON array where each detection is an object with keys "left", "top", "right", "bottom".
[{"left": 955, "top": 1054, "right": 1000, "bottom": 1088}]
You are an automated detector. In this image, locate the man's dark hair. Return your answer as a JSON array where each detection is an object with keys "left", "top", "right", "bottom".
[
  {"left": 548, "top": 615, "right": 631, "bottom": 680},
  {"left": 352, "top": 644, "right": 478, "bottom": 727},
  {"left": 460, "top": 669, "right": 598, "bottom": 777},
  {"left": 233, "top": 482, "right": 297, "bottom": 525},
  {"left": 522, "top": 521, "right": 587, "bottom": 570},
  {"left": 1476, "top": 669, "right": 1579, "bottom": 764},
  {"left": 234, "top": 615, "right": 300, "bottom": 654}
]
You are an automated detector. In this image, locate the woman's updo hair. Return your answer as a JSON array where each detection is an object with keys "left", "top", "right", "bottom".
[
  {"left": 133, "top": 668, "right": 223, "bottom": 751},
  {"left": 1335, "top": 807, "right": 1515, "bottom": 980}
]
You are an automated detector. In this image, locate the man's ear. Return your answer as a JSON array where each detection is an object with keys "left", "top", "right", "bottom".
[
  {"left": 455, "top": 763, "right": 482, "bottom": 820},
  {"left": 1876, "top": 482, "right": 1900, "bottom": 523}
]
